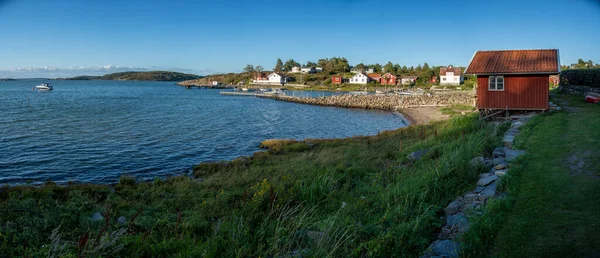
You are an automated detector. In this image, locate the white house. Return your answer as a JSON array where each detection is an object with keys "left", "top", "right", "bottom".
[
  {"left": 315, "top": 67, "right": 323, "bottom": 72},
  {"left": 267, "top": 72, "right": 288, "bottom": 84},
  {"left": 301, "top": 67, "right": 316, "bottom": 74},
  {"left": 439, "top": 65, "right": 463, "bottom": 85},
  {"left": 349, "top": 73, "right": 369, "bottom": 84},
  {"left": 401, "top": 76, "right": 418, "bottom": 85},
  {"left": 290, "top": 66, "right": 301, "bottom": 73}
]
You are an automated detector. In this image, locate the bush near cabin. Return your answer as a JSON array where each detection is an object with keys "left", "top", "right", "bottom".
[{"left": 559, "top": 69, "right": 600, "bottom": 88}]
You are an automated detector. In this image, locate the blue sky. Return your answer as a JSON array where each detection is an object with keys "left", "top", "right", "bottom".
[{"left": 0, "top": 0, "right": 599, "bottom": 78}]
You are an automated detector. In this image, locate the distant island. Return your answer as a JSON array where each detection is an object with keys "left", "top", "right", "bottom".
[
  {"left": 0, "top": 78, "right": 16, "bottom": 81},
  {"left": 57, "top": 71, "right": 203, "bottom": 82}
]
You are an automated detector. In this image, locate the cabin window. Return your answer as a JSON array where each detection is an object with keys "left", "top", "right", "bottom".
[
  {"left": 442, "top": 77, "right": 446, "bottom": 81},
  {"left": 489, "top": 76, "right": 504, "bottom": 91}
]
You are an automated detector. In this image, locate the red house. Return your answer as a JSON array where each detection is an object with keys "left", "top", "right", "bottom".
[
  {"left": 380, "top": 73, "right": 397, "bottom": 85},
  {"left": 367, "top": 73, "right": 381, "bottom": 83},
  {"left": 464, "top": 49, "right": 560, "bottom": 114},
  {"left": 331, "top": 75, "right": 343, "bottom": 85}
]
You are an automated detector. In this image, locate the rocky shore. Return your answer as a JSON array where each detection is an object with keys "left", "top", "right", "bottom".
[
  {"left": 258, "top": 92, "right": 475, "bottom": 124},
  {"left": 258, "top": 92, "right": 474, "bottom": 110}
]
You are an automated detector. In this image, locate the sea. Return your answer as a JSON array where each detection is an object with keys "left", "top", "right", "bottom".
[{"left": 0, "top": 79, "right": 408, "bottom": 184}]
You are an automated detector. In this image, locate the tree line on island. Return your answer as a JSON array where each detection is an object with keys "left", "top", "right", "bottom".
[{"left": 58, "top": 71, "right": 203, "bottom": 82}]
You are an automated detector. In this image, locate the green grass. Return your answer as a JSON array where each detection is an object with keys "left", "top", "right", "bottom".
[
  {"left": 464, "top": 93, "right": 600, "bottom": 257},
  {"left": 0, "top": 115, "right": 504, "bottom": 257}
]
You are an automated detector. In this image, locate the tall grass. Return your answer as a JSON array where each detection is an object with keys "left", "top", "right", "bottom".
[{"left": 0, "top": 115, "right": 501, "bottom": 257}]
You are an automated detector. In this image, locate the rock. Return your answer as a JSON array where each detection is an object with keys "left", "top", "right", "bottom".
[
  {"left": 493, "top": 147, "right": 505, "bottom": 158},
  {"left": 503, "top": 134, "right": 515, "bottom": 147},
  {"left": 478, "top": 181, "right": 498, "bottom": 201},
  {"left": 505, "top": 149, "right": 526, "bottom": 161},
  {"left": 477, "top": 175, "right": 498, "bottom": 186},
  {"left": 470, "top": 156, "right": 485, "bottom": 167},
  {"left": 446, "top": 213, "right": 470, "bottom": 235},
  {"left": 511, "top": 121, "right": 524, "bottom": 129},
  {"left": 444, "top": 200, "right": 463, "bottom": 215},
  {"left": 117, "top": 216, "right": 127, "bottom": 225},
  {"left": 408, "top": 149, "right": 429, "bottom": 162},
  {"left": 429, "top": 240, "right": 461, "bottom": 258},
  {"left": 91, "top": 212, "right": 103, "bottom": 221},
  {"left": 473, "top": 186, "right": 486, "bottom": 193},
  {"left": 466, "top": 201, "right": 482, "bottom": 210},
  {"left": 493, "top": 157, "right": 506, "bottom": 166},
  {"left": 463, "top": 193, "right": 479, "bottom": 202},
  {"left": 495, "top": 170, "right": 508, "bottom": 177},
  {"left": 494, "top": 164, "right": 506, "bottom": 170},
  {"left": 479, "top": 173, "right": 491, "bottom": 178}
]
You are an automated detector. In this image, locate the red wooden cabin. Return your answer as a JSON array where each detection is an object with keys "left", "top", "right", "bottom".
[
  {"left": 465, "top": 49, "right": 560, "bottom": 113},
  {"left": 331, "top": 75, "right": 343, "bottom": 85},
  {"left": 381, "top": 73, "right": 397, "bottom": 85}
]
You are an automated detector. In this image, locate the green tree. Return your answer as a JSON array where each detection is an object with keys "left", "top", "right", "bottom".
[
  {"left": 283, "top": 59, "right": 299, "bottom": 71},
  {"left": 243, "top": 64, "right": 255, "bottom": 73},
  {"left": 354, "top": 63, "right": 366, "bottom": 73},
  {"left": 255, "top": 65, "right": 264, "bottom": 73},
  {"left": 274, "top": 58, "right": 283, "bottom": 72},
  {"left": 306, "top": 61, "right": 317, "bottom": 68},
  {"left": 423, "top": 62, "right": 430, "bottom": 70},
  {"left": 383, "top": 61, "right": 395, "bottom": 74}
]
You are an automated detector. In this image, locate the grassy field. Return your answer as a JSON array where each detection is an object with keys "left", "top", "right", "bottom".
[
  {"left": 0, "top": 115, "right": 504, "bottom": 257},
  {"left": 462, "top": 92, "right": 600, "bottom": 257}
]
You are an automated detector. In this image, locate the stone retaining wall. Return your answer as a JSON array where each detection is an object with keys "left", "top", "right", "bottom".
[
  {"left": 257, "top": 93, "right": 474, "bottom": 110},
  {"left": 558, "top": 85, "right": 600, "bottom": 96}
]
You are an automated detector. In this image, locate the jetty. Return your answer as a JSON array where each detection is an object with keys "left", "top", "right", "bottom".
[{"left": 220, "top": 91, "right": 258, "bottom": 96}]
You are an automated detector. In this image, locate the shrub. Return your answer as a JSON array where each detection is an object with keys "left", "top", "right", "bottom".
[{"left": 559, "top": 69, "right": 600, "bottom": 88}]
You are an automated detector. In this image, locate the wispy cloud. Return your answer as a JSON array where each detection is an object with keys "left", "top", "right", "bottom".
[{"left": 0, "top": 65, "right": 215, "bottom": 79}]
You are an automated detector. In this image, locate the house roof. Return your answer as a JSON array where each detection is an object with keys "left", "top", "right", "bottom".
[
  {"left": 269, "top": 72, "right": 286, "bottom": 77},
  {"left": 367, "top": 73, "right": 381, "bottom": 79},
  {"left": 464, "top": 49, "right": 560, "bottom": 75},
  {"left": 382, "top": 73, "right": 397, "bottom": 78},
  {"left": 440, "top": 66, "right": 462, "bottom": 75}
]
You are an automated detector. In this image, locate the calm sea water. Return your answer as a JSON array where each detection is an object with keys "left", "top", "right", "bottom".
[{"left": 0, "top": 79, "right": 408, "bottom": 184}]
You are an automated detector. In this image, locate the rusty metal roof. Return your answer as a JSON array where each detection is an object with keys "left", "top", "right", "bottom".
[{"left": 465, "top": 49, "right": 560, "bottom": 75}]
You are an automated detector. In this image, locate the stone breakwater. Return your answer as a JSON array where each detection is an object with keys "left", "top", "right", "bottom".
[{"left": 257, "top": 92, "right": 474, "bottom": 110}]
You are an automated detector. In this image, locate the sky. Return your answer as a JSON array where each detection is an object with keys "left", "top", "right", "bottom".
[{"left": 0, "top": 0, "right": 599, "bottom": 78}]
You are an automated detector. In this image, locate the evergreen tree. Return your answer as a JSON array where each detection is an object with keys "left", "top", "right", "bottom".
[
  {"left": 274, "top": 58, "right": 283, "bottom": 72},
  {"left": 243, "top": 64, "right": 255, "bottom": 73},
  {"left": 283, "top": 59, "right": 299, "bottom": 71},
  {"left": 383, "top": 61, "right": 395, "bottom": 74}
]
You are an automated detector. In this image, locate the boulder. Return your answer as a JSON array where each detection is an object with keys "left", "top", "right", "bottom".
[
  {"left": 493, "top": 157, "right": 507, "bottom": 166},
  {"left": 444, "top": 200, "right": 463, "bottom": 215},
  {"left": 494, "top": 164, "right": 506, "bottom": 170},
  {"left": 473, "top": 186, "right": 486, "bottom": 193},
  {"left": 477, "top": 175, "right": 498, "bottom": 186},
  {"left": 479, "top": 173, "right": 491, "bottom": 178},
  {"left": 91, "top": 212, "right": 103, "bottom": 221},
  {"left": 495, "top": 170, "right": 508, "bottom": 177},
  {"left": 463, "top": 193, "right": 479, "bottom": 202},
  {"left": 478, "top": 181, "right": 498, "bottom": 201},
  {"left": 505, "top": 149, "right": 526, "bottom": 161},
  {"left": 117, "top": 216, "right": 127, "bottom": 225},
  {"left": 408, "top": 149, "right": 429, "bottom": 162},
  {"left": 492, "top": 147, "right": 505, "bottom": 158},
  {"left": 429, "top": 240, "right": 461, "bottom": 258},
  {"left": 446, "top": 213, "right": 470, "bottom": 235}
]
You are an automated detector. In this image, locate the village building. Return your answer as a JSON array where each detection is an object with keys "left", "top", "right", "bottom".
[
  {"left": 464, "top": 49, "right": 560, "bottom": 113},
  {"left": 367, "top": 73, "right": 381, "bottom": 83},
  {"left": 290, "top": 66, "right": 301, "bottom": 73},
  {"left": 380, "top": 73, "right": 397, "bottom": 85},
  {"left": 401, "top": 76, "right": 418, "bottom": 85},
  {"left": 331, "top": 75, "right": 343, "bottom": 85},
  {"left": 349, "top": 73, "right": 369, "bottom": 84},
  {"left": 315, "top": 67, "right": 324, "bottom": 72},
  {"left": 440, "top": 65, "right": 463, "bottom": 85},
  {"left": 301, "top": 67, "right": 316, "bottom": 74},
  {"left": 253, "top": 72, "right": 288, "bottom": 84}
]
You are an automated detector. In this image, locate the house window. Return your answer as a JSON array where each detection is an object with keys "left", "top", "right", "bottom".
[
  {"left": 489, "top": 76, "right": 504, "bottom": 91},
  {"left": 442, "top": 77, "right": 446, "bottom": 81},
  {"left": 362, "top": 78, "right": 365, "bottom": 82}
]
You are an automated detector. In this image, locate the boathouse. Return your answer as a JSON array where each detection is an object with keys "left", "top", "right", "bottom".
[
  {"left": 331, "top": 75, "right": 343, "bottom": 85},
  {"left": 464, "top": 49, "right": 560, "bottom": 113}
]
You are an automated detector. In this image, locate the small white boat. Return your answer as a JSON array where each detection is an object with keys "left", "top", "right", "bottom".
[
  {"left": 375, "top": 90, "right": 386, "bottom": 94},
  {"left": 259, "top": 88, "right": 269, "bottom": 92},
  {"left": 36, "top": 83, "right": 53, "bottom": 90},
  {"left": 350, "top": 91, "right": 368, "bottom": 95},
  {"left": 241, "top": 88, "right": 249, "bottom": 91}
]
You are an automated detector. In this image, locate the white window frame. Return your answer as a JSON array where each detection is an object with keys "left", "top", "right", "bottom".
[{"left": 489, "top": 75, "right": 504, "bottom": 91}]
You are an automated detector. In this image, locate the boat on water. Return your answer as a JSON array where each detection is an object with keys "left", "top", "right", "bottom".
[
  {"left": 263, "top": 88, "right": 286, "bottom": 95},
  {"left": 350, "top": 91, "right": 368, "bottom": 95},
  {"left": 35, "top": 83, "right": 53, "bottom": 90},
  {"left": 241, "top": 87, "right": 249, "bottom": 91},
  {"left": 375, "top": 90, "right": 386, "bottom": 94}
]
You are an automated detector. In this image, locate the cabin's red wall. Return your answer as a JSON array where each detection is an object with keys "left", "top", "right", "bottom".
[{"left": 477, "top": 74, "right": 550, "bottom": 110}]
